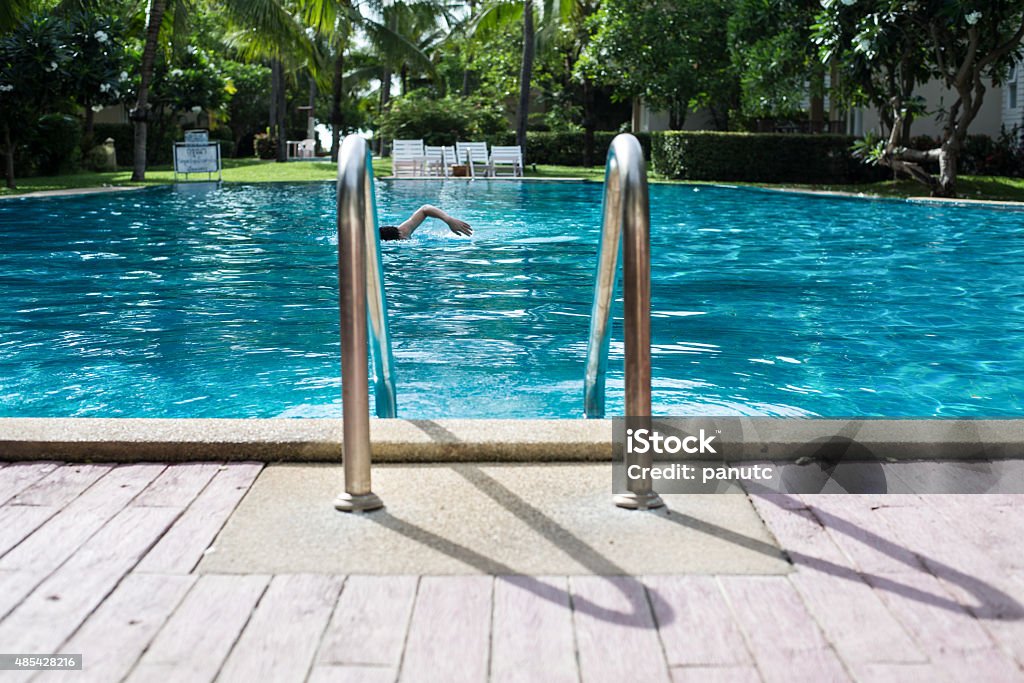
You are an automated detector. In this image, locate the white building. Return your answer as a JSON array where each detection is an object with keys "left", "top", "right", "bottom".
[{"left": 637, "top": 72, "right": 1024, "bottom": 140}]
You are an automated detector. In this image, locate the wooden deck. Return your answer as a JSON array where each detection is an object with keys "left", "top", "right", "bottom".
[{"left": 0, "top": 462, "right": 1022, "bottom": 682}]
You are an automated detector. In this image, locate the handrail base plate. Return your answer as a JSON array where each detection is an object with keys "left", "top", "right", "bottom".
[
  {"left": 613, "top": 491, "right": 665, "bottom": 511},
  {"left": 334, "top": 491, "right": 384, "bottom": 513}
]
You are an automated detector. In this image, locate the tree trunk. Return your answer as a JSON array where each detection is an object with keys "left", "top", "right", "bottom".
[
  {"left": 377, "top": 67, "right": 391, "bottom": 155},
  {"left": 581, "top": 78, "right": 595, "bottom": 166},
  {"left": 130, "top": 0, "right": 166, "bottom": 182},
  {"left": 516, "top": 0, "right": 535, "bottom": 155},
  {"left": 84, "top": 104, "right": 95, "bottom": 147},
  {"left": 3, "top": 121, "right": 15, "bottom": 190},
  {"left": 330, "top": 47, "right": 344, "bottom": 163},
  {"left": 937, "top": 140, "right": 959, "bottom": 197},
  {"left": 272, "top": 60, "right": 287, "bottom": 162}
]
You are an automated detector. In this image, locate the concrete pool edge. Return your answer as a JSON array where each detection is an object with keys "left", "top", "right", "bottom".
[{"left": 1, "top": 418, "right": 1022, "bottom": 463}]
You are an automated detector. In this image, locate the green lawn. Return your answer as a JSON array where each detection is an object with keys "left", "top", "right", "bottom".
[{"left": 3, "top": 157, "right": 1022, "bottom": 203}]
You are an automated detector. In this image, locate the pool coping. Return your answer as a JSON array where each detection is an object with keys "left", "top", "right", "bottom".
[
  {"left": 2, "top": 418, "right": 1022, "bottom": 463},
  {"left": 3, "top": 178, "right": 1021, "bottom": 208},
  {"left": 0, "top": 185, "right": 147, "bottom": 200}
]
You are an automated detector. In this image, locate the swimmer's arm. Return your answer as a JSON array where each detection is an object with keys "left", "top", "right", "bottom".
[{"left": 396, "top": 204, "right": 473, "bottom": 238}]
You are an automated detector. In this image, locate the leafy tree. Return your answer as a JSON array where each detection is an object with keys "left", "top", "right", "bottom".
[
  {"left": 817, "top": 0, "right": 1024, "bottom": 196},
  {"left": 0, "top": 14, "right": 74, "bottom": 188},
  {"left": 65, "top": 12, "right": 130, "bottom": 144},
  {"left": 577, "top": 0, "right": 735, "bottom": 130},
  {"left": 728, "top": 0, "right": 822, "bottom": 125}
]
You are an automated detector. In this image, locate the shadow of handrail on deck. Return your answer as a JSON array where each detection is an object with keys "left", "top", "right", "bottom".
[
  {"left": 370, "top": 509, "right": 670, "bottom": 628},
  {"left": 369, "top": 463, "right": 676, "bottom": 628},
  {"left": 746, "top": 489, "right": 1024, "bottom": 620}
]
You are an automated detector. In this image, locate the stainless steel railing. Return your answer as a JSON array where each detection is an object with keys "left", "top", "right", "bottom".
[
  {"left": 583, "top": 133, "right": 663, "bottom": 510},
  {"left": 334, "top": 135, "right": 397, "bottom": 513}
]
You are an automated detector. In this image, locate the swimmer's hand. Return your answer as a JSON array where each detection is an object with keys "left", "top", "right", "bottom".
[{"left": 446, "top": 218, "right": 473, "bottom": 237}]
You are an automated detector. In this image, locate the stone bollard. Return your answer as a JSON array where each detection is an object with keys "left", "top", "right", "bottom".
[{"left": 103, "top": 137, "right": 117, "bottom": 170}]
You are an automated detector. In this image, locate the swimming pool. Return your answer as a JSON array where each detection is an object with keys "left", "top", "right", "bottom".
[{"left": 1, "top": 180, "right": 1023, "bottom": 419}]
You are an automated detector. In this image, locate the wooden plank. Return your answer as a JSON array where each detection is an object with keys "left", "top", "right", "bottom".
[
  {"left": 490, "top": 576, "right": 577, "bottom": 683},
  {"left": 570, "top": 576, "right": 670, "bottom": 683},
  {"left": 317, "top": 575, "right": 417, "bottom": 668},
  {"left": 753, "top": 650, "right": 852, "bottom": 683},
  {"left": 862, "top": 570, "right": 1001, "bottom": 657},
  {"left": 218, "top": 574, "right": 344, "bottom": 683},
  {"left": 131, "top": 462, "right": 221, "bottom": 508},
  {"left": 10, "top": 463, "right": 111, "bottom": 507},
  {"left": 0, "top": 571, "right": 44, "bottom": 622},
  {"left": 646, "top": 575, "right": 752, "bottom": 667},
  {"left": 127, "top": 574, "right": 269, "bottom": 683},
  {"left": 0, "top": 505, "right": 57, "bottom": 559},
  {"left": 932, "top": 650, "right": 1024, "bottom": 682},
  {"left": 399, "top": 576, "right": 492, "bottom": 683},
  {"left": 972, "top": 570, "right": 1024, "bottom": 668},
  {"left": 307, "top": 665, "right": 397, "bottom": 683},
  {"left": 0, "top": 464, "right": 166, "bottom": 572},
  {"left": 808, "top": 496, "right": 927, "bottom": 574},
  {"left": 0, "top": 506, "right": 180, "bottom": 658},
  {"left": 33, "top": 573, "right": 196, "bottom": 683},
  {"left": 718, "top": 576, "right": 850, "bottom": 683},
  {"left": 788, "top": 568, "right": 924, "bottom": 665},
  {"left": 922, "top": 496, "right": 1024, "bottom": 570},
  {"left": 134, "top": 463, "right": 262, "bottom": 574},
  {"left": 671, "top": 666, "right": 762, "bottom": 683},
  {"left": 0, "top": 462, "right": 59, "bottom": 506},
  {"left": 849, "top": 663, "right": 952, "bottom": 683}
]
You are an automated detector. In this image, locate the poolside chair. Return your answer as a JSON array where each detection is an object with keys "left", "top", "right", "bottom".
[
  {"left": 424, "top": 145, "right": 449, "bottom": 177},
  {"left": 490, "top": 145, "right": 524, "bottom": 177},
  {"left": 392, "top": 139, "right": 426, "bottom": 177},
  {"left": 456, "top": 141, "right": 492, "bottom": 178},
  {"left": 297, "top": 138, "right": 316, "bottom": 159}
]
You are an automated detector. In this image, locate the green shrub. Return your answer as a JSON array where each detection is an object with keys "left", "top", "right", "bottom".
[
  {"left": 651, "top": 131, "right": 887, "bottom": 184},
  {"left": 32, "top": 114, "right": 83, "bottom": 175},
  {"left": 378, "top": 94, "right": 509, "bottom": 148},
  {"left": 911, "top": 129, "right": 1024, "bottom": 178},
  {"left": 254, "top": 133, "right": 277, "bottom": 160},
  {"left": 93, "top": 123, "right": 133, "bottom": 168},
  {"left": 495, "top": 131, "right": 652, "bottom": 166}
]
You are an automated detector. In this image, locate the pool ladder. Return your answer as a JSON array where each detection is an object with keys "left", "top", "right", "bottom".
[
  {"left": 334, "top": 135, "right": 396, "bottom": 513},
  {"left": 333, "top": 133, "right": 660, "bottom": 512},
  {"left": 584, "top": 134, "right": 663, "bottom": 510}
]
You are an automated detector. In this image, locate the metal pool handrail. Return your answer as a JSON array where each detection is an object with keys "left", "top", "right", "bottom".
[
  {"left": 334, "top": 134, "right": 396, "bottom": 513},
  {"left": 583, "top": 133, "right": 663, "bottom": 510}
]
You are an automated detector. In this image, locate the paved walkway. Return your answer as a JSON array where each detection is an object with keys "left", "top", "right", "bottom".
[{"left": 0, "top": 461, "right": 1022, "bottom": 682}]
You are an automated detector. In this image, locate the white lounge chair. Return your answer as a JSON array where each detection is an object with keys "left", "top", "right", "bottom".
[
  {"left": 456, "top": 141, "right": 492, "bottom": 178},
  {"left": 392, "top": 139, "right": 426, "bottom": 177},
  {"left": 490, "top": 145, "right": 524, "bottom": 177},
  {"left": 425, "top": 145, "right": 455, "bottom": 177}
]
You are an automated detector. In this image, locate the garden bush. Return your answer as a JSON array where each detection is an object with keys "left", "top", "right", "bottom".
[
  {"left": 495, "top": 131, "right": 652, "bottom": 166},
  {"left": 30, "top": 115, "right": 83, "bottom": 176},
  {"left": 651, "top": 131, "right": 887, "bottom": 184},
  {"left": 378, "top": 94, "right": 508, "bottom": 148},
  {"left": 910, "top": 129, "right": 1024, "bottom": 177}
]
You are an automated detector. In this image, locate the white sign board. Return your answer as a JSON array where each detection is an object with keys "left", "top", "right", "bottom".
[
  {"left": 173, "top": 142, "right": 221, "bottom": 178},
  {"left": 184, "top": 129, "right": 209, "bottom": 145}
]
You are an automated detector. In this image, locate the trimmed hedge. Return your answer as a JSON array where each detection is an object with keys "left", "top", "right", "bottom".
[
  {"left": 496, "top": 131, "right": 652, "bottom": 166},
  {"left": 652, "top": 131, "right": 887, "bottom": 184}
]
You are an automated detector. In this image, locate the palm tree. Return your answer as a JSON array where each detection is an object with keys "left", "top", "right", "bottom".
[
  {"left": 130, "top": 0, "right": 167, "bottom": 181},
  {"left": 472, "top": 0, "right": 575, "bottom": 156}
]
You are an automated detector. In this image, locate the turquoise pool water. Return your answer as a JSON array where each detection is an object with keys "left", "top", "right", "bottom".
[{"left": 1, "top": 180, "right": 1023, "bottom": 418}]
